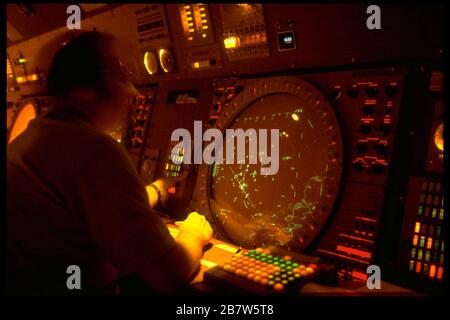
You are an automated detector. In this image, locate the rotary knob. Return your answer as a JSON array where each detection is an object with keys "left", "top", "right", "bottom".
[
  {"left": 356, "top": 142, "right": 369, "bottom": 154},
  {"left": 347, "top": 86, "right": 359, "bottom": 98},
  {"left": 377, "top": 124, "right": 392, "bottom": 136},
  {"left": 371, "top": 163, "right": 385, "bottom": 175},
  {"left": 359, "top": 123, "right": 372, "bottom": 135},
  {"left": 374, "top": 142, "right": 388, "bottom": 155},
  {"left": 385, "top": 85, "right": 398, "bottom": 97},
  {"left": 352, "top": 160, "right": 364, "bottom": 172},
  {"left": 361, "top": 105, "right": 375, "bottom": 116},
  {"left": 331, "top": 87, "right": 342, "bottom": 100},
  {"left": 212, "top": 103, "right": 222, "bottom": 112},
  {"left": 365, "top": 86, "right": 378, "bottom": 98}
]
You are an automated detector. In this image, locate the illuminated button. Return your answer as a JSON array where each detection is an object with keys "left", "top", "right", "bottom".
[
  {"left": 412, "top": 234, "right": 418, "bottom": 246},
  {"left": 299, "top": 270, "right": 308, "bottom": 277},
  {"left": 419, "top": 236, "right": 425, "bottom": 248},
  {"left": 306, "top": 267, "right": 314, "bottom": 274},
  {"left": 429, "top": 264, "right": 436, "bottom": 278},
  {"left": 437, "top": 267, "right": 443, "bottom": 280},
  {"left": 411, "top": 248, "right": 416, "bottom": 258},
  {"left": 418, "top": 205, "right": 423, "bottom": 216},
  {"left": 273, "top": 283, "right": 284, "bottom": 291}
]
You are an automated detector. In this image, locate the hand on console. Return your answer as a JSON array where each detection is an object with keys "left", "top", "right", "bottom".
[
  {"left": 146, "top": 171, "right": 188, "bottom": 207},
  {"left": 177, "top": 211, "right": 213, "bottom": 246}
]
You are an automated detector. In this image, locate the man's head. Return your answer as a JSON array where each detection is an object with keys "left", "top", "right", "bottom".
[{"left": 47, "top": 31, "right": 137, "bottom": 131}]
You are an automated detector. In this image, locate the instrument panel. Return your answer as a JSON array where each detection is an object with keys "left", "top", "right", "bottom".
[{"left": 6, "top": 4, "right": 444, "bottom": 294}]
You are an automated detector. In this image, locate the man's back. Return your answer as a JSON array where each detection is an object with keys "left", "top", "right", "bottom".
[{"left": 7, "top": 107, "right": 175, "bottom": 295}]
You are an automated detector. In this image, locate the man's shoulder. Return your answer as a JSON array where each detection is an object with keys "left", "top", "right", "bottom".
[
  {"left": 38, "top": 116, "right": 123, "bottom": 151},
  {"left": 10, "top": 116, "right": 130, "bottom": 170}
]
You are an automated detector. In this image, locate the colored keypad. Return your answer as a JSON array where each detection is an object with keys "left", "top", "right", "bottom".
[
  {"left": 217, "top": 247, "right": 317, "bottom": 292},
  {"left": 408, "top": 179, "right": 444, "bottom": 280}
]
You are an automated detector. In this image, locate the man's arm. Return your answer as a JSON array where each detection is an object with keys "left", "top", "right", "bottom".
[
  {"left": 145, "top": 171, "right": 188, "bottom": 208},
  {"left": 134, "top": 213, "right": 212, "bottom": 292},
  {"left": 77, "top": 140, "right": 211, "bottom": 292}
]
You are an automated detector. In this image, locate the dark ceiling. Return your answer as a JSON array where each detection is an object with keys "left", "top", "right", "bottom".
[{"left": 7, "top": 4, "right": 120, "bottom": 47}]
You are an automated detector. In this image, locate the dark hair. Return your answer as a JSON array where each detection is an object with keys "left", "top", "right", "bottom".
[{"left": 47, "top": 31, "right": 125, "bottom": 98}]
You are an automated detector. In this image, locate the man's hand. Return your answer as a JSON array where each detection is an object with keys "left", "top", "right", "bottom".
[
  {"left": 177, "top": 212, "right": 213, "bottom": 246},
  {"left": 146, "top": 171, "right": 188, "bottom": 207}
]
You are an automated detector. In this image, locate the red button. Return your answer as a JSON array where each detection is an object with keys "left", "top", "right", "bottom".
[{"left": 273, "top": 283, "right": 284, "bottom": 291}]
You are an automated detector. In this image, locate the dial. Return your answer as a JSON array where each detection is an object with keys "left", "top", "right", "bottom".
[{"left": 434, "top": 123, "right": 444, "bottom": 152}]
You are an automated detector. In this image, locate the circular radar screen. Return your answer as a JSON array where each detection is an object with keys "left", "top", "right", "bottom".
[{"left": 208, "top": 77, "right": 343, "bottom": 249}]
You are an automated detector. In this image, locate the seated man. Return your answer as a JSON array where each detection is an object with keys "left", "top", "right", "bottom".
[{"left": 7, "top": 31, "right": 212, "bottom": 295}]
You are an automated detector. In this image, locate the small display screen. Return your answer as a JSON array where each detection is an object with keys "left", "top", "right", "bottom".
[
  {"left": 277, "top": 31, "right": 296, "bottom": 51},
  {"left": 167, "top": 89, "right": 199, "bottom": 104}
]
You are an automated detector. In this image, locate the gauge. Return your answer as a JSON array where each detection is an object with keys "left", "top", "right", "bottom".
[
  {"left": 143, "top": 51, "right": 158, "bottom": 75},
  {"left": 434, "top": 123, "right": 443, "bottom": 152}
]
